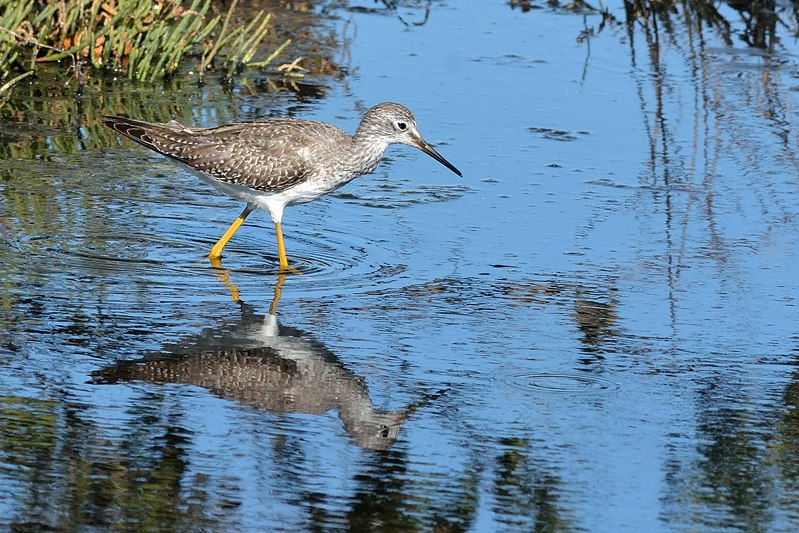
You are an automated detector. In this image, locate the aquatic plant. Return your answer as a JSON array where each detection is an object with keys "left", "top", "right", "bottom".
[{"left": 0, "top": 0, "right": 290, "bottom": 96}]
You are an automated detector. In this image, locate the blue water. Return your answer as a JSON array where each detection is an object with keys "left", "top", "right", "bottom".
[{"left": 2, "top": 0, "right": 799, "bottom": 530}]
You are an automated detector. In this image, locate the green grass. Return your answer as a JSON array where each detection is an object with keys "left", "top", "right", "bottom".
[{"left": 0, "top": 0, "right": 290, "bottom": 97}]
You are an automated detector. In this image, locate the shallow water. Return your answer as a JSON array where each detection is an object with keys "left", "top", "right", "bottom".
[{"left": 2, "top": 0, "right": 799, "bottom": 530}]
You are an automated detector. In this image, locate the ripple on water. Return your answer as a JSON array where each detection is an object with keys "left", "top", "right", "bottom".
[
  {"left": 334, "top": 181, "right": 472, "bottom": 209},
  {"left": 13, "top": 211, "right": 407, "bottom": 305},
  {"left": 496, "top": 368, "right": 618, "bottom": 395},
  {"left": 8, "top": 161, "right": 464, "bottom": 303},
  {"left": 216, "top": 226, "right": 410, "bottom": 299},
  {"left": 16, "top": 230, "right": 184, "bottom": 274}
]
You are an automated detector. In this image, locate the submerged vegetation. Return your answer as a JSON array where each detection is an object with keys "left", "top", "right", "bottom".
[{"left": 0, "top": 0, "right": 291, "bottom": 97}]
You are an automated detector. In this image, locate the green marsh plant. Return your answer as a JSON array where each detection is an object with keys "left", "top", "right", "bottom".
[{"left": 0, "top": 0, "right": 290, "bottom": 97}]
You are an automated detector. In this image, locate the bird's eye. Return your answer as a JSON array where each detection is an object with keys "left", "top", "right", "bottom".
[{"left": 396, "top": 122, "right": 407, "bottom": 131}]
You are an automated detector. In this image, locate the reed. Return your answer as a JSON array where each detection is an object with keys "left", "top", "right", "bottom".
[{"left": 0, "top": 0, "right": 289, "bottom": 96}]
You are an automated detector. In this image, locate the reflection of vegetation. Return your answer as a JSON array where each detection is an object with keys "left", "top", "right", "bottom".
[
  {"left": 347, "top": 450, "right": 419, "bottom": 531},
  {"left": 345, "top": 448, "right": 480, "bottom": 531},
  {"left": 0, "top": 394, "right": 232, "bottom": 529},
  {"left": 564, "top": 2, "right": 799, "bottom": 530},
  {"left": 661, "top": 348, "right": 799, "bottom": 531},
  {"left": 771, "top": 346, "right": 799, "bottom": 520},
  {"left": 618, "top": 0, "right": 790, "bottom": 49},
  {"left": 662, "top": 400, "right": 775, "bottom": 532},
  {"left": 694, "top": 409, "right": 771, "bottom": 531},
  {"left": 0, "top": 0, "right": 289, "bottom": 91},
  {"left": 520, "top": 0, "right": 795, "bottom": 50},
  {"left": 374, "top": 275, "right": 624, "bottom": 359},
  {"left": 492, "top": 437, "right": 572, "bottom": 531},
  {"left": 0, "top": 397, "right": 59, "bottom": 470}
]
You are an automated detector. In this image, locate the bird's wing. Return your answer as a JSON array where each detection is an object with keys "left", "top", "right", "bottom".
[
  {"left": 103, "top": 117, "right": 341, "bottom": 194},
  {"left": 177, "top": 121, "right": 317, "bottom": 193}
]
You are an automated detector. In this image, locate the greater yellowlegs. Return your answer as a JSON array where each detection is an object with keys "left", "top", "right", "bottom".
[{"left": 102, "top": 103, "right": 462, "bottom": 269}]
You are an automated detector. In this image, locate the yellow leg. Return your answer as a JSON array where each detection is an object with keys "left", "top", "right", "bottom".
[
  {"left": 209, "top": 205, "right": 253, "bottom": 260},
  {"left": 274, "top": 221, "right": 289, "bottom": 270}
]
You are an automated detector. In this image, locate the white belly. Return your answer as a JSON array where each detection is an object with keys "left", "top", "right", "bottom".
[{"left": 190, "top": 168, "right": 348, "bottom": 223}]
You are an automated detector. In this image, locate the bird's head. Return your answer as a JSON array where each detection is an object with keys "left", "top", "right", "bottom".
[{"left": 357, "top": 102, "right": 463, "bottom": 177}]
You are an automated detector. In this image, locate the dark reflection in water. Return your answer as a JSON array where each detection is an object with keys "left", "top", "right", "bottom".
[
  {"left": 338, "top": 436, "right": 574, "bottom": 532},
  {"left": 359, "top": 274, "right": 626, "bottom": 363},
  {"left": 0, "top": 394, "right": 227, "bottom": 531},
  {"left": 92, "top": 272, "right": 440, "bottom": 451},
  {"left": 659, "top": 344, "right": 799, "bottom": 530},
  {"left": 491, "top": 437, "right": 574, "bottom": 531},
  {"left": 776, "top": 348, "right": 799, "bottom": 515},
  {"left": 500, "top": 279, "right": 621, "bottom": 359}
]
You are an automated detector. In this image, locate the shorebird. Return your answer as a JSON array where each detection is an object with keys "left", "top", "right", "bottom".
[{"left": 102, "top": 103, "right": 461, "bottom": 269}]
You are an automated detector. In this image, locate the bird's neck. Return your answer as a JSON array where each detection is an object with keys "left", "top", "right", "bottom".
[{"left": 349, "top": 132, "right": 390, "bottom": 175}]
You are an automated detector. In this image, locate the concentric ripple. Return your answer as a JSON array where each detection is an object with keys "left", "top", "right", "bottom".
[
  {"left": 4, "top": 151, "right": 468, "bottom": 310},
  {"left": 496, "top": 369, "right": 618, "bottom": 395}
]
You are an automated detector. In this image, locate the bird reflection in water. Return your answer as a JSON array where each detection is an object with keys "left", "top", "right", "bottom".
[{"left": 93, "top": 262, "right": 442, "bottom": 450}]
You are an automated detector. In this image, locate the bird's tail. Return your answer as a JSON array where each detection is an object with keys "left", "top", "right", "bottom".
[
  {"left": 102, "top": 115, "right": 192, "bottom": 153},
  {"left": 102, "top": 115, "right": 164, "bottom": 152}
]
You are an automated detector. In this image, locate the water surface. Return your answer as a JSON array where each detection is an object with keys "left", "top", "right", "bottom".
[{"left": 2, "top": 1, "right": 799, "bottom": 530}]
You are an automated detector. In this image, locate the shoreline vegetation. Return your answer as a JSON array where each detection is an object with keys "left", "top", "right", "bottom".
[{"left": 0, "top": 0, "right": 294, "bottom": 99}]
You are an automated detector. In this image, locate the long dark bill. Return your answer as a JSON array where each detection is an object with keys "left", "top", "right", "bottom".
[{"left": 415, "top": 138, "right": 463, "bottom": 177}]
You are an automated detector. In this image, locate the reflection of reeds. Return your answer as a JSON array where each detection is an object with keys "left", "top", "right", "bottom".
[
  {"left": 619, "top": 0, "right": 789, "bottom": 49},
  {"left": 0, "top": 70, "right": 233, "bottom": 159},
  {"left": 0, "top": 0, "right": 289, "bottom": 93}
]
